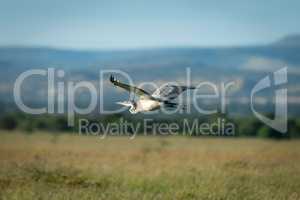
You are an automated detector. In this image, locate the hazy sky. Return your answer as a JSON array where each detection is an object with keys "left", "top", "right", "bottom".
[{"left": 0, "top": 0, "right": 299, "bottom": 49}]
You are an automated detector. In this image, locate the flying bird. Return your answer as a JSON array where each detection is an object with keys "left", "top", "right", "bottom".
[{"left": 110, "top": 75, "right": 195, "bottom": 114}]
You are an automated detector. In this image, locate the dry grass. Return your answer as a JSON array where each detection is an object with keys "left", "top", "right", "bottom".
[{"left": 0, "top": 131, "right": 300, "bottom": 199}]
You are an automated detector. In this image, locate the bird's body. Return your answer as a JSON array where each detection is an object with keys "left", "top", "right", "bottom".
[
  {"left": 110, "top": 75, "right": 194, "bottom": 114},
  {"left": 116, "top": 98, "right": 162, "bottom": 114},
  {"left": 136, "top": 99, "right": 162, "bottom": 112}
]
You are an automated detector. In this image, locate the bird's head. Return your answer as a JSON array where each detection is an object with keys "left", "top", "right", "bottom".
[{"left": 116, "top": 101, "right": 138, "bottom": 114}]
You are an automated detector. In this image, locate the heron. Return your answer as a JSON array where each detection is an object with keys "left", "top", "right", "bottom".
[{"left": 110, "top": 75, "right": 195, "bottom": 114}]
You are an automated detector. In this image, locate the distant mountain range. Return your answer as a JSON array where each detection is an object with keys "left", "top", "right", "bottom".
[
  {"left": 0, "top": 35, "right": 300, "bottom": 116},
  {"left": 272, "top": 34, "right": 300, "bottom": 47}
]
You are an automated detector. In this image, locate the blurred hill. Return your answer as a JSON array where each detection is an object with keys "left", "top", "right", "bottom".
[
  {"left": 0, "top": 35, "right": 299, "bottom": 116},
  {"left": 272, "top": 34, "right": 300, "bottom": 47}
]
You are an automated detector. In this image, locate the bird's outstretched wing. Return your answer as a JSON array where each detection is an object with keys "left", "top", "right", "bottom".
[
  {"left": 151, "top": 84, "right": 195, "bottom": 100},
  {"left": 110, "top": 75, "right": 152, "bottom": 99}
]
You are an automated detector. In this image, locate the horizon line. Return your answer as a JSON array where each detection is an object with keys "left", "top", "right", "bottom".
[{"left": 0, "top": 43, "right": 272, "bottom": 52}]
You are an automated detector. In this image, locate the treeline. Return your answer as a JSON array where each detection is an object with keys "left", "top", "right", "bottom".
[
  {"left": 0, "top": 112, "right": 300, "bottom": 139},
  {"left": 0, "top": 113, "right": 73, "bottom": 132}
]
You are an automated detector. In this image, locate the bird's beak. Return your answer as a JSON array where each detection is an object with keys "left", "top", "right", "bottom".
[{"left": 116, "top": 101, "right": 132, "bottom": 107}]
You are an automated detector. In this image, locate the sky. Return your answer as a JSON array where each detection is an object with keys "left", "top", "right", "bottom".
[{"left": 0, "top": 0, "right": 300, "bottom": 49}]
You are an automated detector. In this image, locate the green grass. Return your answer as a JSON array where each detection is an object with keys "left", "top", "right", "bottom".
[{"left": 0, "top": 131, "right": 300, "bottom": 199}]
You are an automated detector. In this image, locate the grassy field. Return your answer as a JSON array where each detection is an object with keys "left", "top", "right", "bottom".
[{"left": 0, "top": 131, "right": 300, "bottom": 200}]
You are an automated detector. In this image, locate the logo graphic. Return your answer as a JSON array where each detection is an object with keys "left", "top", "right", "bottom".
[{"left": 250, "top": 67, "right": 287, "bottom": 133}]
